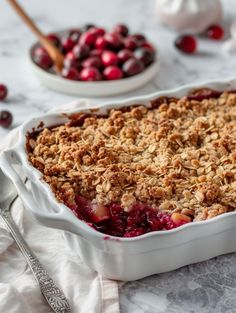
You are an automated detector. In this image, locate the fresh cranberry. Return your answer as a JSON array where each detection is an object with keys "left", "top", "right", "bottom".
[
  {"left": 63, "top": 52, "right": 79, "bottom": 69},
  {"left": 79, "top": 31, "right": 97, "bottom": 47},
  {"left": 33, "top": 47, "right": 53, "bottom": 70},
  {"left": 61, "top": 67, "right": 80, "bottom": 80},
  {"left": 82, "top": 24, "right": 96, "bottom": 32},
  {"left": 207, "top": 24, "right": 224, "bottom": 40},
  {"left": 104, "top": 33, "right": 123, "bottom": 50},
  {"left": 0, "top": 84, "right": 8, "bottom": 101},
  {"left": 95, "top": 36, "right": 109, "bottom": 50},
  {"left": 0, "top": 110, "right": 13, "bottom": 128},
  {"left": 113, "top": 24, "right": 129, "bottom": 37},
  {"left": 132, "top": 33, "right": 146, "bottom": 44},
  {"left": 90, "top": 49, "right": 103, "bottom": 57},
  {"left": 72, "top": 43, "right": 90, "bottom": 59},
  {"left": 134, "top": 47, "right": 155, "bottom": 66},
  {"left": 141, "top": 41, "right": 155, "bottom": 52},
  {"left": 89, "top": 27, "right": 105, "bottom": 37},
  {"left": 69, "top": 29, "right": 81, "bottom": 42},
  {"left": 175, "top": 35, "right": 197, "bottom": 54},
  {"left": 117, "top": 49, "right": 133, "bottom": 63},
  {"left": 46, "top": 33, "right": 61, "bottom": 48},
  {"left": 80, "top": 67, "right": 102, "bottom": 81},
  {"left": 82, "top": 56, "right": 102, "bottom": 69},
  {"left": 123, "top": 36, "right": 139, "bottom": 50},
  {"left": 101, "top": 50, "right": 119, "bottom": 66},
  {"left": 122, "top": 57, "right": 144, "bottom": 76},
  {"left": 61, "top": 37, "right": 76, "bottom": 53},
  {"left": 103, "top": 66, "right": 123, "bottom": 80}
]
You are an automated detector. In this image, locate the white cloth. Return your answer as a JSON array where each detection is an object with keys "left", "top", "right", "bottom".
[{"left": 0, "top": 101, "right": 120, "bottom": 313}]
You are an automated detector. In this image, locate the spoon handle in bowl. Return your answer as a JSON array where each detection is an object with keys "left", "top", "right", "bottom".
[{"left": 0, "top": 210, "right": 71, "bottom": 313}]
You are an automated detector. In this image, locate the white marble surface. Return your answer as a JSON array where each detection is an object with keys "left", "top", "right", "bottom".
[{"left": 1, "top": 0, "right": 236, "bottom": 312}]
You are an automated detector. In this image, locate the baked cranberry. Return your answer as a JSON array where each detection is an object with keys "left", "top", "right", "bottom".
[
  {"left": 175, "top": 35, "right": 197, "bottom": 54},
  {"left": 132, "top": 33, "right": 146, "bottom": 44},
  {"left": 72, "top": 43, "right": 90, "bottom": 59},
  {"left": 33, "top": 47, "right": 53, "bottom": 70},
  {"left": 207, "top": 24, "right": 224, "bottom": 40},
  {"left": 101, "top": 50, "right": 119, "bottom": 66},
  {"left": 61, "top": 37, "right": 76, "bottom": 53},
  {"left": 117, "top": 49, "right": 133, "bottom": 63},
  {"left": 113, "top": 24, "right": 129, "bottom": 37},
  {"left": 0, "top": 84, "right": 8, "bottom": 101},
  {"left": 82, "top": 56, "right": 102, "bottom": 69},
  {"left": 123, "top": 36, "right": 139, "bottom": 50},
  {"left": 103, "top": 66, "right": 123, "bottom": 80},
  {"left": 80, "top": 67, "right": 102, "bottom": 81},
  {"left": 134, "top": 47, "right": 155, "bottom": 66},
  {"left": 90, "top": 49, "right": 103, "bottom": 57},
  {"left": 122, "top": 57, "right": 144, "bottom": 76},
  {"left": 141, "top": 41, "right": 155, "bottom": 52},
  {"left": 95, "top": 36, "right": 109, "bottom": 50},
  {"left": 89, "top": 27, "right": 105, "bottom": 37},
  {"left": 0, "top": 110, "right": 13, "bottom": 128},
  {"left": 124, "top": 228, "right": 144, "bottom": 237},
  {"left": 61, "top": 67, "right": 80, "bottom": 80},
  {"left": 63, "top": 52, "right": 79, "bottom": 69},
  {"left": 46, "top": 33, "right": 61, "bottom": 48},
  {"left": 79, "top": 31, "right": 97, "bottom": 47},
  {"left": 104, "top": 33, "right": 123, "bottom": 50}
]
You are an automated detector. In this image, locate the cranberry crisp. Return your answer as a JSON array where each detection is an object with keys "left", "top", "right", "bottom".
[{"left": 27, "top": 90, "right": 236, "bottom": 237}]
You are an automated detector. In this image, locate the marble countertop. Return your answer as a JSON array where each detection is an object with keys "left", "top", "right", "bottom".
[{"left": 1, "top": 0, "right": 236, "bottom": 312}]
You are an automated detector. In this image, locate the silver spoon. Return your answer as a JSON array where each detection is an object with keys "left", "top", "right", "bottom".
[{"left": 0, "top": 167, "right": 71, "bottom": 313}]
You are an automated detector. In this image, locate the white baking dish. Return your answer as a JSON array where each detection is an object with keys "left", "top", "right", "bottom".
[{"left": 2, "top": 78, "right": 236, "bottom": 281}]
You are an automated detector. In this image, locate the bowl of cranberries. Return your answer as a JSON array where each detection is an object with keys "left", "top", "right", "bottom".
[{"left": 29, "top": 24, "right": 158, "bottom": 96}]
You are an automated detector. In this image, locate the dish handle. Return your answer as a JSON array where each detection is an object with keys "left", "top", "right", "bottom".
[{"left": 0, "top": 149, "right": 89, "bottom": 239}]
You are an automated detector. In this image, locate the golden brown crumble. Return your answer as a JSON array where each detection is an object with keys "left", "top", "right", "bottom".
[{"left": 27, "top": 92, "right": 236, "bottom": 221}]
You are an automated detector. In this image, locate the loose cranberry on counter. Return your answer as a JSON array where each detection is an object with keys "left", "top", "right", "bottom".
[
  {"left": 61, "top": 37, "right": 77, "bottom": 53},
  {"left": 123, "top": 36, "right": 139, "bottom": 51},
  {"left": 207, "top": 24, "right": 224, "bottom": 40},
  {"left": 33, "top": 47, "right": 53, "bottom": 70},
  {"left": 95, "top": 36, "right": 109, "bottom": 50},
  {"left": 104, "top": 33, "right": 123, "bottom": 50},
  {"left": 101, "top": 50, "right": 119, "bottom": 66},
  {"left": 103, "top": 66, "right": 123, "bottom": 80},
  {"left": 175, "top": 35, "right": 197, "bottom": 54},
  {"left": 79, "top": 31, "right": 97, "bottom": 47},
  {"left": 113, "top": 24, "right": 129, "bottom": 37},
  {"left": 134, "top": 47, "right": 155, "bottom": 66},
  {"left": 117, "top": 49, "right": 133, "bottom": 63},
  {"left": 122, "top": 57, "right": 144, "bottom": 76},
  {"left": 80, "top": 67, "right": 102, "bottom": 81},
  {"left": 61, "top": 67, "right": 80, "bottom": 80},
  {"left": 72, "top": 43, "right": 90, "bottom": 59},
  {"left": 0, "top": 84, "right": 8, "bottom": 101},
  {"left": 0, "top": 110, "right": 13, "bottom": 128},
  {"left": 82, "top": 56, "right": 102, "bottom": 69},
  {"left": 46, "top": 33, "right": 61, "bottom": 48}
]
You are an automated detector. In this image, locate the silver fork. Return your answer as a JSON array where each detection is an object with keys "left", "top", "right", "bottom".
[{"left": 0, "top": 167, "right": 71, "bottom": 313}]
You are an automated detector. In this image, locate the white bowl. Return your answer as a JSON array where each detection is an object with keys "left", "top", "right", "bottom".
[
  {"left": 2, "top": 77, "right": 236, "bottom": 281},
  {"left": 29, "top": 44, "right": 159, "bottom": 97}
]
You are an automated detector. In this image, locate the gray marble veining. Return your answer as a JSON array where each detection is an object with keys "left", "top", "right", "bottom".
[{"left": 1, "top": 0, "right": 236, "bottom": 312}]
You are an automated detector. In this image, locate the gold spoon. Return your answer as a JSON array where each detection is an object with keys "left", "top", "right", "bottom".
[{"left": 7, "top": 0, "right": 64, "bottom": 73}]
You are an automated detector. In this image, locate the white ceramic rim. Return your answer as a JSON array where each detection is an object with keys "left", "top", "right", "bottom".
[{"left": 4, "top": 76, "right": 236, "bottom": 242}]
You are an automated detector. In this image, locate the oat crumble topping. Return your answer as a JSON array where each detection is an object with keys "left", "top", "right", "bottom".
[{"left": 27, "top": 91, "right": 236, "bottom": 222}]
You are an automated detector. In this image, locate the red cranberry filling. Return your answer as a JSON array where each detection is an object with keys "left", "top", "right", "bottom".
[{"left": 69, "top": 196, "right": 190, "bottom": 237}]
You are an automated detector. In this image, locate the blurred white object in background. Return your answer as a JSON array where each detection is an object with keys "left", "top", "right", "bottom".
[
  {"left": 155, "top": 0, "right": 222, "bottom": 33},
  {"left": 223, "top": 21, "right": 236, "bottom": 54}
]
